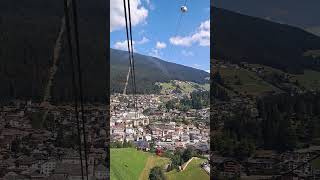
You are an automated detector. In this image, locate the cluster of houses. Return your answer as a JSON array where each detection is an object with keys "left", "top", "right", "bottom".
[
  {"left": 0, "top": 100, "right": 108, "bottom": 180},
  {"left": 211, "top": 95, "right": 259, "bottom": 130},
  {"left": 110, "top": 93, "right": 210, "bottom": 154},
  {"left": 211, "top": 148, "right": 320, "bottom": 179},
  {"left": 0, "top": 151, "right": 107, "bottom": 180}
]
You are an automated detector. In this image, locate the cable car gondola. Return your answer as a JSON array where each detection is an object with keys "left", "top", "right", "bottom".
[{"left": 180, "top": 6, "right": 188, "bottom": 13}]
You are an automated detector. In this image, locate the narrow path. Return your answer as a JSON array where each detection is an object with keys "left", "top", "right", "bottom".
[
  {"left": 40, "top": 1, "right": 70, "bottom": 127},
  {"left": 181, "top": 157, "right": 198, "bottom": 171},
  {"left": 139, "top": 155, "right": 170, "bottom": 180},
  {"left": 123, "top": 65, "right": 131, "bottom": 95},
  {"left": 139, "top": 156, "right": 153, "bottom": 180},
  {"left": 43, "top": 17, "right": 65, "bottom": 104}
]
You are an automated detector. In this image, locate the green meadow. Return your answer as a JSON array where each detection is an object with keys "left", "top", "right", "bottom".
[
  {"left": 110, "top": 148, "right": 209, "bottom": 180},
  {"left": 165, "top": 158, "right": 209, "bottom": 180}
]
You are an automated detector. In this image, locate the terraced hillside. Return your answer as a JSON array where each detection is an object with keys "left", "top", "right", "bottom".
[{"left": 212, "top": 61, "right": 320, "bottom": 97}]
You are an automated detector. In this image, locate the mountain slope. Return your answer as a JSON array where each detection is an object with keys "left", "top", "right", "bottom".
[
  {"left": 110, "top": 49, "right": 209, "bottom": 94},
  {"left": 211, "top": 7, "right": 320, "bottom": 73},
  {"left": 0, "top": 0, "right": 108, "bottom": 102},
  {"left": 0, "top": 0, "right": 208, "bottom": 102}
]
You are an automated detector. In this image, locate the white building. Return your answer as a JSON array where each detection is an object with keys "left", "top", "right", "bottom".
[{"left": 40, "top": 159, "right": 56, "bottom": 176}]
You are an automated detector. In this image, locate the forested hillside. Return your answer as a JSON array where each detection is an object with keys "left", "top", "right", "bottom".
[
  {"left": 0, "top": 0, "right": 107, "bottom": 102},
  {"left": 212, "top": 7, "right": 320, "bottom": 73},
  {"left": 110, "top": 49, "right": 209, "bottom": 94}
]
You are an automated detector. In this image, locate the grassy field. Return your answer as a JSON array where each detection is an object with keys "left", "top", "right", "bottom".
[
  {"left": 110, "top": 148, "right": 149, "bottom": 180},
  {"left": 291, "top": 70, "right": 320, "bottom": 91},
  {"left": 304, "top": 49, "right": 320, "bottom": 58},
  {"left": 250, "top": 64, "right": 320, "bottom": 91},
  {"left": 157, "top": 80, "right": 209, "bottom": 94},
  {"left": 110, "top": 148, "right": 209, "bottom": 180},
  {"left": 254, "top": 64, "right": 320, "bottom": 91},
  {"left": 139, "top": 154, "right": 171, "bottom": 180},
  {"left": 166, "top": 158, "right": 209, "bottom": 180},
  {"left": 217, "top": 66, "right": 280, "bottom": 96},
  {"left": 214, "top": 63, "right": 320, "bottom": 96},
  {"left": 110, "top": 148, "right": 170, "bottom": 180}
]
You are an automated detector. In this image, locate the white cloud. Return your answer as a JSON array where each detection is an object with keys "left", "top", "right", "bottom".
[
  {"left": 170, "top": 36, "right": 193, "bottom": 47},
  {"left": 205, "top": 70, "right": 210, "bottom": 73},
  {"left": 114, "top": 40, "right": 135, "bottom": 51},
  {"left": 156, "top": 41, "right": 167, "bottom": 49},
  {"left": 193, "top": 64, "right": 201, "bottom": 68},
  {"left": 149, "top": 41, "right": 166, "bottom": 58},
  {"left": 110, "top": 0, "right": 148, "bottom": 32},
  {"left": 181, "top": 50, "right": 194, "bottom": 57},
  {"left": 136, "top": 36, "right": 149, "bottom": 44},
  {"left": 148, "top": 48, "right": 161, "bottom": 58},
  {"left": 114, "top": 37, "right": 149, "bottom": 51},
  {"left": 199, "top": 20, "right": 210, "bottom": 30},
  {"left": 170, "top": 19, "right": 210, "bottom": 47}
]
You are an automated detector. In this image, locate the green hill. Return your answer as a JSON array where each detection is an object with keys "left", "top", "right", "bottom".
[
  {"left": 110, "top": 49, "right": 209, "bottom": 94},
  {"left": 166, "top": 158, "right": 209, "bottom": 180},
  {"left": 0, "top": 0, "right": 108, "bottom": 102},
  {"left": 0, "top": 0, "right": 209, "bottom": 102},
  {"left": 156, "top": 80, "right": 210, "bottom": 94},
  {"left": 212, "top": 7, "right": 320, "bottom": 73},
  {"left": 212, "top": 62, "right": 320, "bottom": 97},
  {"left": 110, "top": 148, "right": 209, "bottom": 180},
  {"left": 110, "top": 148, "right": 170, "bottom": 180},
  {"left": 110, "top": 148, "right": 149, "bottom": 180},
  {"left": 215, "top": 65, "right": 281, "bottom": 96}
]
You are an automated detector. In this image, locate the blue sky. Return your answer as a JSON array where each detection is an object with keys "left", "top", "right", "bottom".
[{"left": 110, "top": 0, "right": 210, "bottom": 72}]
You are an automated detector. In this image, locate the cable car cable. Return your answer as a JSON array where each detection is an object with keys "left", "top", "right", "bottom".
[
  {"left": 69, "top": 0, "right": 89, "bottom": 178},
  {"left": 175, "top": 0, "right": 188, "bottom": 36},
  {"left": 127, "top": 0, "right": 138, "bottom": 116},
  {"left": 63, "top": 0, "right": 84, "bottom": 179},
  {"left": 123, "top": 0, "right": 136, "bottom": 110},
  {"left": 167, "top": 0, "right": 189, "bottom": 63}
]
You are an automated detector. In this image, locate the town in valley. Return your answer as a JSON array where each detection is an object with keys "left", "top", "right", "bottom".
[
  {"left": 110, "top": 87, "right": 211, "bottom": 176},
  {"left": 0, "top": 101, "right": 108, "bottom": 179}
]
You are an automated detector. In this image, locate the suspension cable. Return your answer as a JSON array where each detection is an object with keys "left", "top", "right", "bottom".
[
  {"left": 174, "top": 0, "right": 188, "bottom": 40},
  {"left": 63, "top": 0, "right": 84, "bottom": 179},
  {"left": 127, "top": 0, "right": 138, "bottom": 117},
  {"left": 167, "top": 0, "right": 189, "bottom": 62},
  {"left": 69, "top": 0, "right": 89, "bottom": 178},
  {"left": 122, "top": 0, "right": 134, "bottom": 99},
  {"left": 123, "top": 0, "right": 138, "bottom": 118}
]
